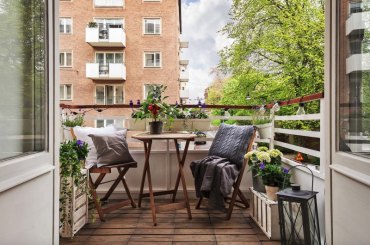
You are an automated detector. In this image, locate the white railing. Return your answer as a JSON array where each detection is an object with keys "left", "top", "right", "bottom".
[{"left": 94, "top": 0, "right": 124, "bottom": 7}]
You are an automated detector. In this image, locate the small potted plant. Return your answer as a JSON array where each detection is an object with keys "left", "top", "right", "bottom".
[
  {"left": 61, "top": 112, "right": 84, "bottom": 141},
  {"left": 134, "top": 85, "right": 177, "bottom": 134},
  {"left": 245, "top": 147, "right": 290, "bottom": 200},
  {"left": 59, "top": 139, "right": 90, "bottom": 237},
  {"left": 252, "top": 110, "right": 273, "bottom": 139}
]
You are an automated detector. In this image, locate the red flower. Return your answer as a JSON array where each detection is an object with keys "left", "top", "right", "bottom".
[{"left": 148, "top": 104, "right": 153, "bottom": 111}]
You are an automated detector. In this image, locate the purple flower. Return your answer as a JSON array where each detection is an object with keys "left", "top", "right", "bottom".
[
  {"left": 259, "top": 163, "right": 265, "bottom": 170},
  {"left": 76, "top": 140, "right": 83, "bottom": 147},
  {"left": 282, "top": 167, "right": 289, "bottom": 174},
  {"left": 129, "top": 100, "right": 133, "bottom": 107}
]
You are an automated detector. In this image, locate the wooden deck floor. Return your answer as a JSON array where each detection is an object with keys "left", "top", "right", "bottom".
[{"left": 61, "top": 199, "right": 280, "bottom": 245}]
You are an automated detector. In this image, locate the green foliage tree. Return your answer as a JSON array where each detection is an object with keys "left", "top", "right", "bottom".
[{"left": 218, "top": 0, "right": 325, "bottom": 101}]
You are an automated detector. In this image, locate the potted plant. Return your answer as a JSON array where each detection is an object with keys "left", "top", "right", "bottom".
[
  {"left": 87, "top": 21, "right": 98, "bottom": 28},
  {"left": 244, "top": 147, "right": 289, "bottom": 200},
  {"left": 59, "top": 139, "right": 90, "bottom": 237},
  {"left": 134, "top": 85, "right": 177, "bottom": 134},
  {"left": 252, "top": 111, "right": 273, "bottom": 139},
  {"left": 188, "top": 108, "right": 211, "bottom": 131},
  {"left": 61, "top": 113, "right": 84, "bottom": 141}
]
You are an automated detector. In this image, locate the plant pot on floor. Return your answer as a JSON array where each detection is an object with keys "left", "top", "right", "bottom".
[
  {"left": 149, "top": 121, "right": 163, "bottom": 134},
  {"left": 265, "top": 185, "right": 279, "bottom": 201},
  {"left": 256, "top": 123, "right": 273, "bottom": 139}
]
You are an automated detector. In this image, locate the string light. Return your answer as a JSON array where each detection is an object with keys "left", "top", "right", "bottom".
[{"left": 296, "top": 102, "right": 306, "bottom": 115}]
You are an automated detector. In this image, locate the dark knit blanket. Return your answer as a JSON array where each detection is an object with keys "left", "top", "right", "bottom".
[{"left": 190, "top": 155, "right": 239, "bottom": 210}]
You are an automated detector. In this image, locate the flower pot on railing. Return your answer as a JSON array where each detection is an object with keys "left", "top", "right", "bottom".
[
  {"left": 125, "top": 118, "right": 146, "bottom": 131},
  {"left": 255, "top": 123, "right": 273, "bottom": 139}
]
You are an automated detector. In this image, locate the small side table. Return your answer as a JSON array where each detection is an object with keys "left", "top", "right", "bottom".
[{"left": 132, "top": 132, "right": 196, "bottom": 226}]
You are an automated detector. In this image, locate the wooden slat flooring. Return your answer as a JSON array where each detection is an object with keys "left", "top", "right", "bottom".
[{"left": 60, "top": 199, "right": 280, "bottom": 245}]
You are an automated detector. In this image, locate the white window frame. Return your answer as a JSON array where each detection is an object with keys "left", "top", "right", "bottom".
[
  {"left": 143, "top": 0, "right": 161, "bottom": 2},
  {"left": 95, "top": 84, "right": 124, "bottom": 105},
  {"left": 59, "top": 51, "right": 72, "bottom": 67},
  {"left": 144, "top": 51, "right": 161, "bottom": 68},
  {"left": 94, "top": 18, "right": 125, "bottom": 29},
  {"left": 60, "top": 84, "right": 72, "bottom": 100},
  {"left": 95, "top": 52, "right": 124, "bottom": 64},
  {"left": 143, "top": 18, "right": 161, "bottom": 35},
  {"left": 95, "top": 119, "right": 123, "bottom": 128},
  {"left": 59, "top": 17, "right": 72, "bottom": 34}
]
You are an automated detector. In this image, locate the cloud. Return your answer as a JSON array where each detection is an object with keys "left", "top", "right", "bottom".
[{"left": 181, "top": 0, "right": 231, "bottom": 101}]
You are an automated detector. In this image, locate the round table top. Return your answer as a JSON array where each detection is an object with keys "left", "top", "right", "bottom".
[{"left": 132, "top": 132, "right": 197, "bottom": 141}]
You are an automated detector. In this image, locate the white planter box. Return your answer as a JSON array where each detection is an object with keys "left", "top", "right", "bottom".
[
  {"left": 62, "top": 127, "right": 75, "bottom": 141},
  {"left": 60, "top": 169, "right": 89, "bottom": 238},
  {"left": 191, "top": 119, "right": 211, "bottom": 131},
  {"left": 168, "top": 119, "right": 192, "bottom": 131},
  {"left": 250, "top": 187, "right": 280, "bottom": 240},
  {"left": 256, "top": 123, "right": 273, "bottom": 139},
  {"left": 125, "top": 119, "right": 146, "bottom": 131}
]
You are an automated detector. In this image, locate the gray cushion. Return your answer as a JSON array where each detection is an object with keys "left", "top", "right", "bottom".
[
  {"left": 208, "top": 124, "right": 255, "bottom": 167},
  {"left": 88, "top": 130, "right": 135, "bottom": 166}
]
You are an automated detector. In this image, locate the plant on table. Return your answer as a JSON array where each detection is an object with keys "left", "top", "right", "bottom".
[{"left": 59, "top": 139, "right": 90, "bottom": 234}]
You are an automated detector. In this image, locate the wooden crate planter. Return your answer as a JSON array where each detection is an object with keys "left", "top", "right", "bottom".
[
  {"left": 125, "top": 118, "right": 146, "bottom": 131},
  {"left": 60, "top": 169, "right": 89, "bottom": 238},
  {"left": 250, "top": 187, "right": 280, "bottom": 240}
]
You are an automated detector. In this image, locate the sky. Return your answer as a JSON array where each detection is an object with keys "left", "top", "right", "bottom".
[{"left": 180, "top": 0, "right": 232, "bottom": 101}]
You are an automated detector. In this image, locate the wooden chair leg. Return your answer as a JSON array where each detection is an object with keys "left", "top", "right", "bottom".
[
  {"left": 196, "top": 196, "right": 203, "bottom": 209},
  {"left": 236, "top": 188, "right": 249, "bottom": 208},
  {"left": 118, "top": 167, "right": 136, "bottom": 208},
  {"left": 101, "top": 168, "right": 128, "bottom": 201},
  {"left": 89, "top": 174, "right": 105, "bottom": 222}
]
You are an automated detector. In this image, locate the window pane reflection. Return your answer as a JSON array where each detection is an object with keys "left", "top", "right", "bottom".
[
  {"left": 0, "top": 0, "right": 46, "bottom": 160},
  {"left": 338, "top": 0, "right": 370, "bottom": 157}
]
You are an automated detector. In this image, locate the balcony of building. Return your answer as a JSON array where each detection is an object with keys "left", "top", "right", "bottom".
[
  {"left": 94, "top": 0, "right": 124, "bottom": 8},
  {"left": 86, "top": 63, "right": 126, "bottom": 80},
  {"left": 86, "top": 26, "right": 126, "bottom": 47},
  {"left": 179, "top": 65, "right": 189, "bottom": 82},
  {"left": 180, "top": 88, "right": 189, "bottom": 99},
  {"left": 180, "top": 41, "right": 189, "bottom": 49},
  {"left": 59, "top": 92, "right": 326, "bottom": 244}
]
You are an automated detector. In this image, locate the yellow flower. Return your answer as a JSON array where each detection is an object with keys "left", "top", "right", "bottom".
[
  {"left": 256, "top": 151, "right": 271, "bottom": 163},
  {"left": 257, "top": 146, "right": 269, "bottom": 152},
  {"left": 244, "top": 150, "right": 257, "bottom": 159},
  {"left": 269, "top": 149, "right": 283, "bottom": 158}
]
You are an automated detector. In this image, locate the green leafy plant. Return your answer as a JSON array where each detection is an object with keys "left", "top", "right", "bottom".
[
  {"left": 176, "top": 108, "right": 209, "bottom": 119},
  {"left": 88, "top": 21, "right": 97, "bottom": 28},
  {"left": 59, "top": 139, "right": 89, "bottom": 231},
  {"left": 132, "top": 85, "right": 179, "bottom": 123},
  {"left": 245, "top": 147, "right": 290, "bottom": 188},
  {"left": 62, "top": 113, "right": 84, "bottom": 127}
]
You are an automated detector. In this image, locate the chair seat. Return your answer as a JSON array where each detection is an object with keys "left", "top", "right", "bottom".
[{"left": 89, "top": 161, "right": 137, "bottom": 173}]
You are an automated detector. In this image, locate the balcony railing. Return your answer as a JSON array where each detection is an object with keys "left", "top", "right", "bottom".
[
  {"left": 94, "top": 0, "right": 124, "bottom": 7},
  {"left": 86, "top": 27, "right": 126, "bottom": 47},
  {"left": 86, "top": 63, "right": 126, "bottom": 80},
  {"left": 60, "top": 92, "right": 326, "bottom": 241},
  {"left": 180, "top": 89, "right": 189, "bottom": 99},
  {"left": 95, "top": 95, "right": 124, "bottom": 105},
  {"left": 179, "top": 67, "right": 189, "bottom": 82}
]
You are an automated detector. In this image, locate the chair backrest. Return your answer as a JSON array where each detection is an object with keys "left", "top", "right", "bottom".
[{"left": 208, "top": 124, "right": 256, "bottom": 168}]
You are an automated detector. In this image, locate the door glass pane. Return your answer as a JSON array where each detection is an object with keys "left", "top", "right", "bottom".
[
  {"left": 155, "top": 53, "right": 160, "bottom": 66},
  {"left": 145, "top": 53, "right": 154, "bottom": 66},
  {"left": 115, "top": 53, "right": 123, "bottom": 63},
  {"left": 106, "top": 120, "right": 114, "bottom": 126},
  {"left": 96, "top": 120, "right": 104, "bottom": 128},
  {"left": 0, "top": 0, "right": 46, "bottom": 160},
  {"left": 96, "top": 53, "right": 104, "bottom": 64},
  {"left": 106, "top": 85, "right": 114, "bottom": 105},
  {"left": 115, "top": 86, "right": 123, "bottom": 104},
  {"left": 96, "top": 86, "right": 105, "bottom": 104},
  {"left": 66, "top": 85, "right": 72, "bottom": 100},
  {"left": 106, "top": 53, "right": 114, "bottom": 64},
  {"left": 338, "top": 0, "right": 370, "bottom": 157},
  {"left": 60, "top": 85, "right": 65, "bottom": 100}
]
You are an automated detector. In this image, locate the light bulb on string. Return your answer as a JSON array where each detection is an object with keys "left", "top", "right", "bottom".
[
  {"left": 259, "top": 105, "right": 266, "bottom": 115},
  {"left": 273, "top": 101, "right": 280, "bottom": 112},
  {"left": 296, "top": 102, "right": 306, "bottom": 115}
]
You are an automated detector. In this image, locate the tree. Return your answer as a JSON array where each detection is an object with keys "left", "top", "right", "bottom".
[{"left": 219, "top": 0, "right": 325, "bottom": 100}]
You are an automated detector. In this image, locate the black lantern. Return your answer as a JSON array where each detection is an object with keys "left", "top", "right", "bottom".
[{"left": 277, "top": 165, "right": 321, "bottom": 245}]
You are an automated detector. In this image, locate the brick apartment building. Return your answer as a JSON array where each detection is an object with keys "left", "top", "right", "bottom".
[{"left": 59, "top": 0, "right": 189, "bottom": 127}]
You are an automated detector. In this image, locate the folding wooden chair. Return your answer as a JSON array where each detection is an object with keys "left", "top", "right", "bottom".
[
  {"left": 89, "top": 161, "right": 137, "bottom": 221},
  {"left": 195, "top": 126, "right": 257, "bottom": 220}
]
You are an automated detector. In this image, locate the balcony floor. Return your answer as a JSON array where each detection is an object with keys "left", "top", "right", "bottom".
[{"left": 60, "top": 199, "right": 280, "bottom": 245}]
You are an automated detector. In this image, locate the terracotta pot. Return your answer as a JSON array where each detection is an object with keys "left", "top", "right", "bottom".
[
  {"left": 265, "top": 185, "right": 279, "bottom": 201},
  {"left": 149, "top": 121, "right": 163, "bottom": 134}
]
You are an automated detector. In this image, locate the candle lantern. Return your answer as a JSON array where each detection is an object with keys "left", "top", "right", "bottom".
[{"left": 277, "top": 165, "right": 321, "bottom": 245}]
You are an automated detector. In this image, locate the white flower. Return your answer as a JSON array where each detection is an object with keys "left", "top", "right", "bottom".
[
  {"left": 269, "top": 149, "right": 283, "bottom": 158},
  {"left": 244, "top": 150, "right": 257, "bottom": 159}
]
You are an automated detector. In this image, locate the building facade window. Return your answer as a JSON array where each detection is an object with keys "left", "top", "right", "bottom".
[
  {"left": 337, "top": 0, "right": 370, "bottom": 157},
  {"left": 94, "top": 18, "right": 124, "bottom": 39},
  {"left": 143, "top": 18, "right": 161, "bottom": 35},
  {"left": 95, "top": 52, "right": 124, "bottom": 74},
  {"left": 59, "top": 17, "right": 72, "bottom": 34},
  {"left": 96, "top": 85, "right": 124, "bottom": 105},
  {"left": 144, "top": 84, "right": 160, "bottom": 99},
  {"left": 60, "top": 84, "right": 72, "bottom": 100},
  {"left": 144, "top": 52, "right": 161, "bottom": 67},
  {"left": 60, "top": 51, "right": 72, "bottom": 67},
  {"left": 96, "top": 119, "right": 123, "bottom": 128},
  {"left": 94, "top": 0, "right": 124, "bottom": 8}
]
